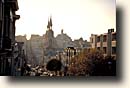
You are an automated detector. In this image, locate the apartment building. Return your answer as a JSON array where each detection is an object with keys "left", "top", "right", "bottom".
[{"left": 90, "top": 29, "right": 116, "bottom": 59}]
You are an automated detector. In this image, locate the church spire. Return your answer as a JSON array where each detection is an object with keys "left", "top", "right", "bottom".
[
  {"left": 47, "top": 16, "right": 52, "bottom": 30},
  {"left": 61, "top": 29, "right": 64, "bottom": 34},
  {"left": 47, "top": 17, "right": 50, "bottom": 29},
  {"left": 50, "top": 16, "right": 52, "bottom": 29}
]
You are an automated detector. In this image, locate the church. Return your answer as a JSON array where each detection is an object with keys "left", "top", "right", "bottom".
[
  {"left": 43, "top": 16, "right": 58, "bottom": 63},
  {"left": 43, "top": 16, "right": 74, "bottom": 65}
]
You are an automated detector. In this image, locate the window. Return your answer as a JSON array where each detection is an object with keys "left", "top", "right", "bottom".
[
  {"left": 0, "top": 3, "right": 2, "bottom": 20},
  {"left": 103, "top": 47, "right": 107, "bottom": 54},
  {"left": 97, "top": 47, "right": 100, "bottom": 51},
  {"left": 112, "top": 47, "right": 116, "bottom": 54},
  {"left": 0, "top": 1, "right": 4, "bottom": 20},
  {"left": 97, "top": 36, "right": 100, "bottom": 42},
  {"left": 112, "top": 33, "right": 116, "bottom": 41},
  {"left": 91, "top": 38, "right": 93, "bottom": 43},
  {"left": 10, "top": 11, "right": 13, "bottom": 21},
  {"left": 103, "top": 35, "right": 107, "bottom": 42}
]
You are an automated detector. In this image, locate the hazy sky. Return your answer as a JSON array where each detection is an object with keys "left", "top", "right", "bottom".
[{"left": 16, "top": 0, "right": 116, "bottom": 40}]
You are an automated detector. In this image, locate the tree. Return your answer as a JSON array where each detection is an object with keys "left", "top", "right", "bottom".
[
  {"left": 85, "top": 49, "right": 116, "bottom": 76},
  {"left": 46, "top": 59, "right": 62, "bottom": 71},
  {"left": 68, "top": 48, "right": 116, "bottom": 76}
]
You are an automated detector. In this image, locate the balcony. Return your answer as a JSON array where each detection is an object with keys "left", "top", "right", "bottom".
[
  {"left": 112, "top": 41, "right": 116, "bottom": 47},
  {"left": 103, "top": 42, "right": 107, "bottom": 47},
  {"left": 97, "top": 42, "right": 101, "bottom": 47},
  {"left": 13, "top": 14, "right": 20, "bottom": 20}
]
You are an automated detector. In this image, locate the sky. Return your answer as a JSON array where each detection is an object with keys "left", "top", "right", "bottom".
[{"left": 16, "top": 0, "right": 116, "bottom": 40}]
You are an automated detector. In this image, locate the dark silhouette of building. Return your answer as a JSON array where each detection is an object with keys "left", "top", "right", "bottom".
[
  {"left": 0, "top": 0, "right": 20, "bottom": 75},
  {"left": 13, "top": 42, "right": 26, "bottom": 76}
]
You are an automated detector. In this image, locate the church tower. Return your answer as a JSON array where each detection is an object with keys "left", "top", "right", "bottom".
[
  {"left": 44, "top": 16, "right": 57, "bottom": 56},
  {"left": 46, "top": 16, "right": 54, "bottom": 38}
]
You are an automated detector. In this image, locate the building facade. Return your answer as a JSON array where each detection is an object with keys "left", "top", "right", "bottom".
[
  {"left": 56, "top": 29, "right": 73, "bottom": 49},
  {"left": 13, "top": 42, "right": 26, "bottom": 76},
  {"left": 29, "top": 35, "right": 44, "bottom": 66},
  {"left": 73, "top": 37, "right": 91, "bottom": 49},
  {"left": 90, "top": 29, "right": 116, "bottom": 58},
  {"left": 15, "top": 35, "right": 27, "bottom": 55},
  {"left": 0, "top": 0, "right": 20, "bottom": 75}
]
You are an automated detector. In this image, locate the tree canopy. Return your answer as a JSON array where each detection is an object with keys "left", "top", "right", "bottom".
[{"left": 46, "top": 59, "right": 62, "bottom": 71}]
